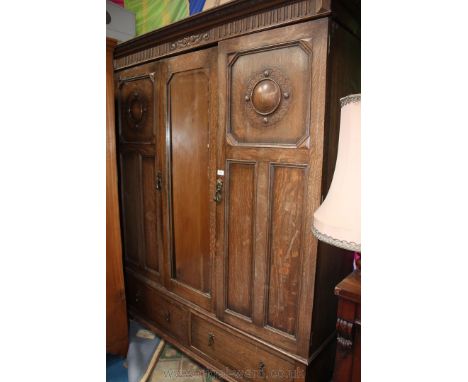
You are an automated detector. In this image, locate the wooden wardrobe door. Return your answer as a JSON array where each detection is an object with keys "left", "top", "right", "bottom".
[
  {"left": 117, "top": 63, "right": 164, "bottom": 286},
  {"left": 161, "top": 47, "right": 218, "bottom": 312},
  {"left": 216, "top": 19, "right": 329, "bottom": 357}
]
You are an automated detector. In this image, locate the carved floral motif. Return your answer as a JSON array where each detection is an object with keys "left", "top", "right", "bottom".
[{"left": 169, "top": 33, "right": 210, "bottom": 50}]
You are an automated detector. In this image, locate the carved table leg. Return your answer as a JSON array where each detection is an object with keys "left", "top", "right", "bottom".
[
  {"left": 333, "top": 318, "right": 354, "bottom": 381},
  {"left": 333, "top": 271, "right": 361, "bottom": 382}
]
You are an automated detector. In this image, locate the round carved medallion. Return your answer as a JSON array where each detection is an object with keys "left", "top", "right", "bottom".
[
  {"left": 125, "top": 91, "right": 147, "bottom": 129},
  {"left": 244, "top": 67, "right": 291, "bottom": 127},
  {"left": 251, "top": 79, "right": 281, "bottom": 115},
  {"left": 130, "top": 97, "right": 144, "bottom": 122}
]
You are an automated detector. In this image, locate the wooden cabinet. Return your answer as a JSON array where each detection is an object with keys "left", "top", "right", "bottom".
[{"left": 114, "top": 1, "right": 360, "bottom": 380}]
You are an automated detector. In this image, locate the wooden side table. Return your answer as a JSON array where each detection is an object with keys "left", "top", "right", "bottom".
[{"left": 332, "top": 270, "right": 361, "bottom": 382}]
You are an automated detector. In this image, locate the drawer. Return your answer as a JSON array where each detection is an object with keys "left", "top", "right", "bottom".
[
  {"left": 190, "top": 314, "right": 299, "bottom": 381},
  {"left": 126, "top": 274, "right": 189, "bottom": 344}
]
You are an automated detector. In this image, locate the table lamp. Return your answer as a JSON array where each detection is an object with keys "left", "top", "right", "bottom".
[{"left": 312, "top": 94, "right": 361, "bottom": 268}]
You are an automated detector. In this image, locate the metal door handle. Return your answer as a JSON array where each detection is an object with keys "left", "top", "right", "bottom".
[
  {"left": 213, "top": 178, "right": 223, "bottom": 203},
  {"left": 258, "top": 361, "right": 265, "bottom": 378},
  {"left": 208, "top": 333, "right": 215, "bottom": 346},
  {"left": 155, "top": 172, "right": 162, "bottom": 191}
]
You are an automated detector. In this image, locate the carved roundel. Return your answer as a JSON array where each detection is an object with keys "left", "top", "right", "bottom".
[
  {"left": 244, "top": 68, "right": 291, "bottom": 126},
  {"left": 125, "top": 91, "right": 148, "bottom": 130}
]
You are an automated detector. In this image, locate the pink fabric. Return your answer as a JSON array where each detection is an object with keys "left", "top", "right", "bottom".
[
  {"left": 354, "top": 252, "right": 361, "bottom": 270},
  {"left": 110, "top": 0, "right": 124, "bottom": 7}
]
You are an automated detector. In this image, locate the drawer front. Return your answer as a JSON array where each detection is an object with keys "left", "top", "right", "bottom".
[
  {"left": 126, "top": 274, "right": 189, "bottom": 344},
  {"left": 190, "top": 314, "right": 299, "bottom": 381}
]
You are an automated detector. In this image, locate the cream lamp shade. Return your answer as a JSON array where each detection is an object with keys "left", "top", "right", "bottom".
[{"left": 312, "top": 94, "right": 361, "bottom": 252}]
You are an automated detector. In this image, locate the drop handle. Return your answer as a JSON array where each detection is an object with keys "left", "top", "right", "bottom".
[
  {"left": 258, "top": 361, "right": 265, "bottom": 378},
  {"left": 164, "top": 311, "right": 171, "bottom": 322},
  {"left": 155, "top": 172, "right": 162, "bottom": 191},
  {"left": 208, "top": 332, "right": 215, "bottom": 346},
  {"left": 213, "top": 178, "right": 223, "bottom": 203}
]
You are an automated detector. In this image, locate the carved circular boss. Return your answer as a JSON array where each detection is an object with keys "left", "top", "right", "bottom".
[
  {"left": 244, "top": 68, "right": 291, "bottom": 126},
  {"left": 125, "top": 91, "right": 147, "bottom": 130}
]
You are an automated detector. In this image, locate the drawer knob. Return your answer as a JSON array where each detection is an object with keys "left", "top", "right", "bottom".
[
  {"left": 208, "top": 332, "right": 215, "bottom": 346},
  {"left": 164, "top": 311, "right": 171, "bottom": 322},
  {"left": 135, "top": 290, "right": 141, "bottom": 303},
  {"left": 258, "top": 361, "right": 265, "bottom": 378}
]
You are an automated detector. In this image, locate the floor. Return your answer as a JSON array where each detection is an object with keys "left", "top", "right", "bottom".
[
  {"left": 149, "top": 343, "right": 222, "bottom": 382},
  {"left": 107, "top": 320, "right": 223, "bottom": 382}
]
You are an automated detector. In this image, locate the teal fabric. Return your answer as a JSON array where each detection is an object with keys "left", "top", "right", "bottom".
[{"left": 106, "top": 354, "right": 128, "bottom": 382}]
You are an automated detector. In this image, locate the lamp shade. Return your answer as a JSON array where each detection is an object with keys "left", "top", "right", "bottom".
[{"left": 312, "top": 94, "right": 360, "bottom": 251}]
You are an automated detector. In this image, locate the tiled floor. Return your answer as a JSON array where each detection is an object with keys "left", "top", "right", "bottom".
[{"left": 150, "top": 343, "right": 222, "bottom": 382}]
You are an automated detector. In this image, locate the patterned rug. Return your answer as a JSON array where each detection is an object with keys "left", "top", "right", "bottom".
[{"left": 149, "top": 343, "right": 222, "bottom": 382}]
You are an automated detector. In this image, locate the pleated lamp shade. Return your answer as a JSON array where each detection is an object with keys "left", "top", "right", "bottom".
[{"left": 312, "top": 94, "right": 361, "bottom": 252}]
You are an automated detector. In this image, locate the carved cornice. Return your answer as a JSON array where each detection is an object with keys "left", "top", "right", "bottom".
[{"left": 114, "top": 0, "right": 329, "bottom": 70}]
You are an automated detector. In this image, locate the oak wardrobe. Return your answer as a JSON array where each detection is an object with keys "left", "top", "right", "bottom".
[{"left": 113, "top": 1, "right": 360, "bottom": 380}]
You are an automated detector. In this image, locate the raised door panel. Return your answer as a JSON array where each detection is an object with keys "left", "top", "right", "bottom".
[
  {"left": 266, "top": 164, "right": 307, "bottom": 336},
  {"left": 228, "top": 43, "right": 311, "bottom": 147},
  {"left": 217, "top": 19, "right": 329, "bottom": 357},
  {"left": 141, "top": 155, "right": 161, "bottom": 274},
  {"left": 118, "top": 73, "right": 155, "bottom": 144},
  {"left": 119, "top": 148, "right": 164, "bottom": 284},
  {"left": 120, "top": 150, "right": 142, "bottom": 266},
  {"left": 162, "top": 48, "right": 218, "bottom": 312},
  {"left": 170, "top": 70, "right": 210, "bottom": 293},
  {"left": 225, "top": 160, "right": 256, "bottom": 319}
]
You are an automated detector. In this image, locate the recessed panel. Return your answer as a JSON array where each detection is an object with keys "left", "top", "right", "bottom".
[
  {"left": 228, "top": 42, "right": 311, "bottom": 147},
  {"left": 120, "top": 150, "right": 143, "bottom": 265},
  {"left": 226, "top": 161, "right": 256, "bottom": 318},
  {"left": 119, "top": 76, "right": 154, "bottom": 143},
  {"left": 170, "top": 69, "right": 211, "bottom": 294},
  {"left": 141, "top": 156, "right": 160, "bottom": 273},
  {"left": 266, "top": 164, "right": 307, "bottom": 336}
]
